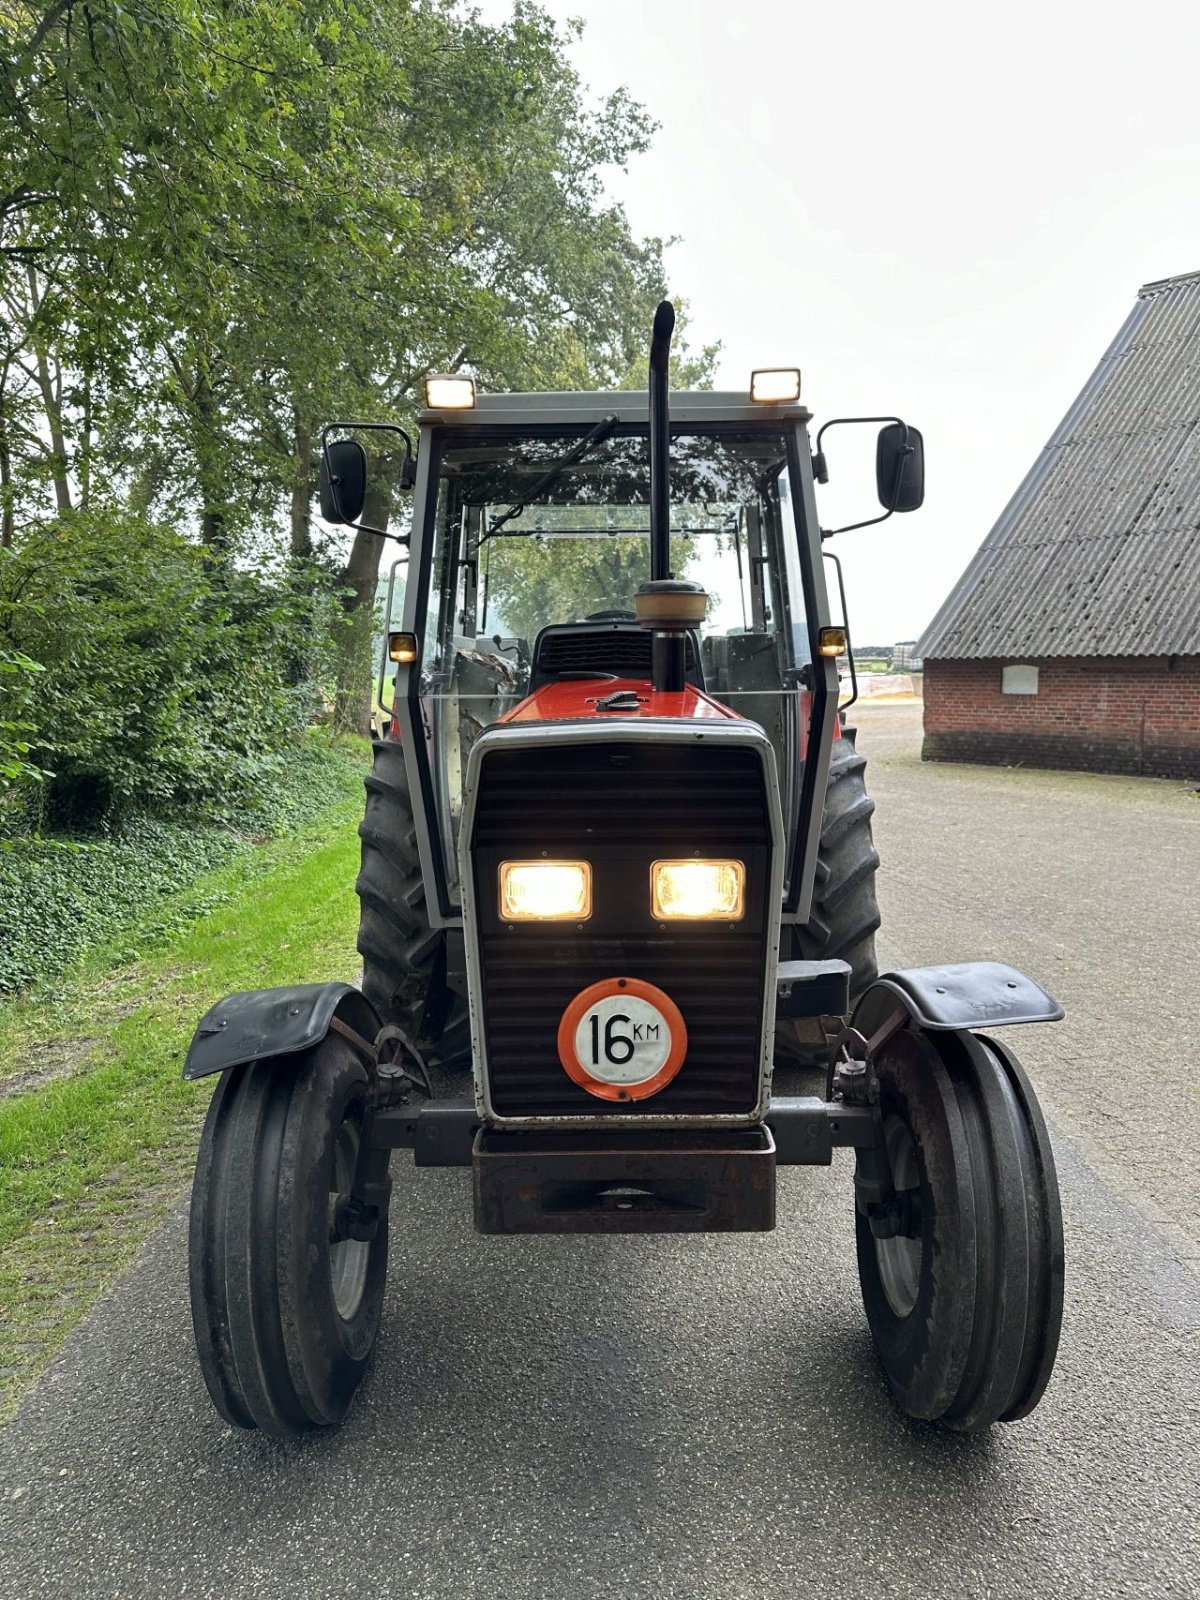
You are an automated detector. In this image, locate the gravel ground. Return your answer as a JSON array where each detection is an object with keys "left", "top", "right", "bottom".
[{"left": 1, "top": 703, "right": 1197, "bottom": 1600}]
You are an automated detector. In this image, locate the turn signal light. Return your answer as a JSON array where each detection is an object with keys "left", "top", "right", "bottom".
[
  {"left": 818, "top": 626, "right": 847, "bottom": 658},
  {"left": 750, "top": 368, "right": 801, "bottom": 404},
  {"left": 388, "top": 631, "right": 419, "bottom": 664},
  {"left": 500, "top": 860, "right": 592, "bottom": 921},
  {"left": 652, "top": 859, "right": 745, "bottom": 921},
  {"left": 424, "top": 374, "right": 477, "bottom": 409}
]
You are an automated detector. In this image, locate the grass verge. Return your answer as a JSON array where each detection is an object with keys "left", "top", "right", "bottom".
[
  {"left": 0, "top": 749, "right": 368, "bottom": 1421},
  {"left": 0, "top": 735, "right": 363, "bottom": 996}
]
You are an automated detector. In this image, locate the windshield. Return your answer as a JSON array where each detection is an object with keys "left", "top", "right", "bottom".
[
  {"left": 410, "top": 422, "right": 814, "bottom": 906},
  {"left": 426, "top": 427, "right": 805, "bottom": 657}
]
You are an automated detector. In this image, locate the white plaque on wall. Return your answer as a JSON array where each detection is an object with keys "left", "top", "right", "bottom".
[{"left": 1002, "top": 663, "right": 1040, "bottom": 695}]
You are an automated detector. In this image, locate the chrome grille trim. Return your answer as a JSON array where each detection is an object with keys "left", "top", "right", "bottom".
[{"left": 459, "top": 719, "right": 783, "bottom": 1129}]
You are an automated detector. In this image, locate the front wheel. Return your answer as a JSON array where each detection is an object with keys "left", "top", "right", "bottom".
[
  {"left": 854, "top": 1026, "right": 1064, "bottom": 1429},
  {"left": 189, "top": 1036, "right": 390, "bottom": 1436}
]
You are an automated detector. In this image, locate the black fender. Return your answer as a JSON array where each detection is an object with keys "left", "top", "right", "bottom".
[
  {"left": 852, "top": 961, "right": 1063, "bottom": 1037},
  {"left": 183, "top": 983, "right": 383, "bottom": 1081}
]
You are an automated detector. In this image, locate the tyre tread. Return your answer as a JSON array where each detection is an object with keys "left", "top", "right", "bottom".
[
  {"left": 794, "top": 733, "right": 881, "bottom": 998},
  {"left": 356, "top": 739, "right": 470, "bottom": 1067}
]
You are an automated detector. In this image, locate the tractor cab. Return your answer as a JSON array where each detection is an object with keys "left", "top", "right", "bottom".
[{"left": 386, "top": 389, "right": 834, "bottom": 927}]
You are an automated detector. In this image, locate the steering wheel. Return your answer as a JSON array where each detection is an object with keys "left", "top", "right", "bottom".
[{"left": 584, "top": 608, "right": 637, "bottom": 621}]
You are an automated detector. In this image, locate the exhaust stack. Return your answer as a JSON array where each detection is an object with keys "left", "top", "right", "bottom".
[
  {"left": 639, "top": 300, "right": 706, "bottom": 693},
  {"left": 649, "top": 299, "right": 674, "bottom": 583}
]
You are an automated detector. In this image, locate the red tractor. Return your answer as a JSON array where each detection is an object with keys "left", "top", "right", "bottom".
[{"left": 184, "top": 304, "right": 1063, "bottom": 1437}]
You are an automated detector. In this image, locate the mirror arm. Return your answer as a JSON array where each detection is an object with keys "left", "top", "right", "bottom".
[
  {"left": 814, "top": 415, "right": 905, "bottom": 454},
  {"left": 822, "top": 505, "right": 894, "bottom": 540},
  {"left": 814, "top": 415, "right": 910, "bottom": 539}
]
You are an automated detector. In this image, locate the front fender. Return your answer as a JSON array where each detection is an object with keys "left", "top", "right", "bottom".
[
  {"left": 182, "top": 983, "right": 382, "bottom": 1081},
  {"left": 852, "top": 961, "right": 1063, "bottom": 1036}
]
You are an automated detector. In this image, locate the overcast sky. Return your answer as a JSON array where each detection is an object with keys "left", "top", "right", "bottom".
[{"left": 478, "top": 0, "right": 1200, "bottom": 644}]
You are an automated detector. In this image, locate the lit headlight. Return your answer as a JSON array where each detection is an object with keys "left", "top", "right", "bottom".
[
  {"left": 499, "top": 860, "right": 592, "bottom": 921},
  {"left": 652, "top": 859, "right": 745, "bottom": 921}
]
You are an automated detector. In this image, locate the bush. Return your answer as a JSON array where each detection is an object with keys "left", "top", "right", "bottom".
[
  {"left": 0, "top": 510, "right": 341, "bottom": 831},
  {"left": 0, "top": 649, "right": 47, "bottom": 823},
  {"left": 0, "top": 733, "right": 364, "bottom": 993}
]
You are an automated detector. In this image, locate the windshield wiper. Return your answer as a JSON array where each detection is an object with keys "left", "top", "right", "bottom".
[{"left": 482, "top": 414, "right": 620, "bottom": 540}]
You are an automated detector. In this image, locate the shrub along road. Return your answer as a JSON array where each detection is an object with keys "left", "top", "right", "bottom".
[{"left": 0, "top": 707, "right": 1197, "bottom": 1599}]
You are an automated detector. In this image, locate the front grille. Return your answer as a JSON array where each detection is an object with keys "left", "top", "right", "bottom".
[{"left": 470, "top": 738, "right": 773, "bottom": 1118}]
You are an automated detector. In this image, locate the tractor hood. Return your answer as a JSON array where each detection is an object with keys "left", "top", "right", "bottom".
[{"left": 499, "top": 679, "right": 744, "bottom": 726}]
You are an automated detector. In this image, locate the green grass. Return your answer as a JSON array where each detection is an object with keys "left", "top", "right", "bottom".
[{"left": 0, "top": 753, "right": 369, "bottom": 1421}]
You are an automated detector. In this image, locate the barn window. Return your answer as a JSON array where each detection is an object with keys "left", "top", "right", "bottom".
[{"left": 1002, "top": 664, "right": 1039, "bottom": 695}]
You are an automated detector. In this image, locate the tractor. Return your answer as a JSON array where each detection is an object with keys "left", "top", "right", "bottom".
[{"left": 184, "top": 303, "right": 1064, "bottom": 1438}]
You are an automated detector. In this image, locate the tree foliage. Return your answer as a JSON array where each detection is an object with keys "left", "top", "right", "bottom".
[
  {"left": 0, "top": 511, "right": 340, "bottom": 828},
  {"left": 0, "top": 0, "right": 712, "bottom": 792},
  {"left": 0, "top": 646, "right": 44, "bottom": 803},
  {"left": 485, "top": 534, "right": 706, "bottom": 644}
]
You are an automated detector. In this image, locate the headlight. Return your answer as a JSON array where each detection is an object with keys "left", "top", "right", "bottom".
[
  {"left": 651, "top": 859, "right": 746, "bottom": 921},
  {"left": 499, "top": 860, "right": 592, "bottom": 921}
]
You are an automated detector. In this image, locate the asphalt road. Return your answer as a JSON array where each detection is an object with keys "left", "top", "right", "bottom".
[{"left": 2, "top": 705, "right": 1198, "bottom": 1600}]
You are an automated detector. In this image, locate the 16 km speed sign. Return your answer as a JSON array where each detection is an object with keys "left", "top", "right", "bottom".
[{"left": 556, "top": 977, "right": 687, "bottom": 1102}]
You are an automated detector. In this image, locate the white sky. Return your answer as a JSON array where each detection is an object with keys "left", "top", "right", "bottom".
[{"left": 478, "top": 0, "right": 1200, "bottom": 643}]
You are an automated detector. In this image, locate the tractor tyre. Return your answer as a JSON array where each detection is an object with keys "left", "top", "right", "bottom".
[
  {"left": 188, "top": 1037, "right": 390, "bottom": 1436},
  {"left": 356, "top": 738, "right": 471, "bottom": 1070},
  {"left": 853, "top": 1024, "right": 1064, "bottom": 1429},
  {"left": 795, "top": 727, "right": 881, "bottom": 998}
]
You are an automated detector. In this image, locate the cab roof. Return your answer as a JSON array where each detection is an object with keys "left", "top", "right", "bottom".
[{"left": 418, "top": 389, "right": 812, "bottom": 428}]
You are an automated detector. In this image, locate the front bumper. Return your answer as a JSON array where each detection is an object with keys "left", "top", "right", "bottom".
[
  {"left": 369, "top": 1096, "right": 876, "bottom": 1235},
  {"left": 473, "top": 1126, "right": 776, "bottom": 1234}
]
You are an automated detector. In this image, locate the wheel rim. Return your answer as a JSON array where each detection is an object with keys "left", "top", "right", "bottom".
[
  {"left": 875, "top": 1113, "right": 923, "bottom": 1318},
  {"left": 329, "top": 1120, "right": 371, "bottom": 1322}
]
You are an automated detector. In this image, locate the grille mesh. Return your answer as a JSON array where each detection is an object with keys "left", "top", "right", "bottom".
[
  {"left": 471, "top": 739, "right": 771, "bottom": 1117},
  {"left": 533, "top": 625, "right": 700, "bottom": 685}
]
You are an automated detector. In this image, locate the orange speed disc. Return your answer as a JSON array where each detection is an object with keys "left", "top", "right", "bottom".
[{"left": 556, "top": 976, "right": 687, "bottom": 1103}]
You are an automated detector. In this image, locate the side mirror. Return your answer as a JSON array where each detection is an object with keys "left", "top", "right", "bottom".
[
  {"left": 319, "top": 439, "right": 367, "bottom": 524},
  {"left": 876, "top": 423, "right": 924, "bottom": 513}
]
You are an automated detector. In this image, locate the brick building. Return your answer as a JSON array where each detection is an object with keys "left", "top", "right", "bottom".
[{"left": 918, "top": 271, "right": 1200, "bottom": 780}]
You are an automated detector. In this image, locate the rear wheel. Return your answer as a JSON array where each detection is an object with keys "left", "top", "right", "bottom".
[
  {"left": 777, "top": 729, "right": 881, "bottom": 1063},
  {"left": 356, "top": 738, "right": 470, "bottom": 1069},
  {"left": 188, "top": 1037, "right": 390, "bottom": 1435},
  {"left": 795, "top": 728, "right": 881, "bottom": 996},
  {"left": 854, "top": 1025, "right": 1064, "bottom": 1429}
]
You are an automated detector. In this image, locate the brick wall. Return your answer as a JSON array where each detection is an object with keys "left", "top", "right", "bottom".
[{"left": 922, "top": 656, "right": 1200, "bottom": 779}]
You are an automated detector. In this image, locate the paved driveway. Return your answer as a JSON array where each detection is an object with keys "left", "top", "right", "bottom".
[
  {"left": 2, "top": 704, "right": 1197, "bottom": 1600},
  {"left": 862, "top": 701, "right": 1200, "bottom": 1258}
]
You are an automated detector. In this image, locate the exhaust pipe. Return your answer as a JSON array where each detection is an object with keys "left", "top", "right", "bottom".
[
  {"left": 649, "top": 299, "right": 674, "bottom": 583},
  {"left": 638, "top": 299, "right": 706, "bottom": 693}
]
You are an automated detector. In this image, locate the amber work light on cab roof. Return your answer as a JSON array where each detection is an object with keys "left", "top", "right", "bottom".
[
  {"left": 750, "top": 367, "right": 802, "bottom": 403},
  {"left": 424, "top": 374, "right": 476, "bottom": 409}
]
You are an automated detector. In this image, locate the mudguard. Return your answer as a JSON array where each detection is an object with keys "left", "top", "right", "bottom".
[
  {"left": 182, "top": 983, "right": 382, "bottom": 1081},
  {"left": 852, "top": 961, "right": 1063, "bottom": 1036}
]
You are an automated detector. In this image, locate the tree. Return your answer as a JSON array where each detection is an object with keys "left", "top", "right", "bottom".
[{"left": 0, "top": 0, "right": 712, "bottom": 732}]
